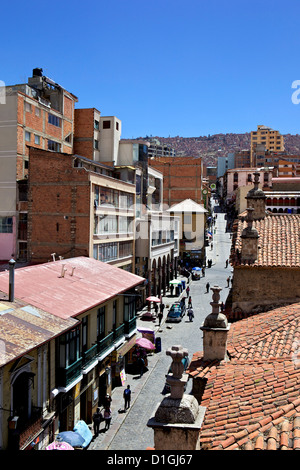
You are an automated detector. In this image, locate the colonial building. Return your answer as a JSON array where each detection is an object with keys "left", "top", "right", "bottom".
[
  {"left": 148, "top": 287, "right": 300, "bottom": 451},
  {"left": 0, "top": 272, "right": 78, "bottom": 450},
  {"left": 229, "top": 172, "right": 300, "bottom": 320},
  {"left": 0, "top": 257, "right": 144, "bottom": 447}
]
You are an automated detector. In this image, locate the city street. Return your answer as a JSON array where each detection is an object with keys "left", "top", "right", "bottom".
[{"left": 89, "top": 208, "right": 232, "bottom": 451}]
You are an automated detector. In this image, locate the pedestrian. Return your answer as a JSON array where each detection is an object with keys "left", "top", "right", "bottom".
[
  {"left": 123, "top": 385, "right": 131, "bottom": 410},
  {"left": 170, "top": 284, "right": 174, "bottom": 296},
  {"left": 103, "top": 407, "right": 112, "bottom": 431},
  {"left": 188, "top": 308, "right": 194, "bottom": 322},
  {"left": 92, "top": 407, "right": 102, "bottom": 437},
  {"left": 220, "top": 301, "right": 225, "bottom": 312},
  {"left": 206, "top": 282, "right": 210, "bottom": 293},
  {"left": 103, "top": 393, "right": 112, "bottom": 409},
  {"left": 211, "top": 243, "right": 213, "bottom": 250},
  {"left": 188, "top": 296, "right": 192, "bottom": 308},
  {"left": 202, "top": 267, "right": 205, "bottom": 277},
  {"left": 186, "top": 285, "right": 190, "bottom": 297},
  {"left": 158, "top": 310, "right": 163, "bottom": 326},
  {"left": 139, "top": 356, "right": 145, "bottom": 377},
  {"left": 227, "top": 276, "right": 230, "bottom": 287},
  {"left": 225, "top": 259, "right": 228, "bottom": 268}
]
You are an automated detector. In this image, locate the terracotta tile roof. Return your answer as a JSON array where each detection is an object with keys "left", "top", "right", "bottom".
[
  {"left": 187, "top": 303, "right": 300, "bottom": 450},
  {"left": 231, "top": 213, "right": 300, "bottom": 267}
]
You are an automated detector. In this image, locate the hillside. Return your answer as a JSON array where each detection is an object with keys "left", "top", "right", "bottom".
[{"left": 141, "top": 133, "right": 300, "bottom": 167}]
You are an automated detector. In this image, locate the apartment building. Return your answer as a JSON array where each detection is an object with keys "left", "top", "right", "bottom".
[
  {"left": 27, "top": 148, "right": 136, "bottom": 272},
  {"left": 250, "top": 125, "right": 284, "bottom": 165},
  {"left": 145, "top": 138, "right": 176, "bottom": 158},
  {"left": 0, "top": 68, "right": 78, "bottom": 261}
]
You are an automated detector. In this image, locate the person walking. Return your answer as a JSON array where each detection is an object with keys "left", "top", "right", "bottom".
[
  {"left": 227, "top": 276, "right": 231, "bottom": 287},
  {"left": 158, "top": 302, "right": 164, "bottom": 326},
  {"left": 92, "top": 407, "right": 102, "bottom": 437},
  {"left": 188, "top": 296, "right": 192, "bottom": 308},
  {"left": 206, "top": 282, "right": 210, "bottom": 293},
  {"left": 104, "top": 407, "right": 112, "bottom": 431},
  {"left": 225, "top": 259, "right": 228, "bottom": 268},
  {"left": 123, "top": 385, "right": 131, "bottom": 410},
  {"left": 188, "top": 308, "right": 194, "bottom": 322},
  {"left": 186, "top": 285, "right": 190, "bottom": 297},
  {"left": 103, "top": 393, "right": 112, "bottom": 409}
]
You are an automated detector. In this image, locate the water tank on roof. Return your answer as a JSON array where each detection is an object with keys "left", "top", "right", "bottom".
[{"left": 32, "top": 68, "right": 43, "bottom": 77}]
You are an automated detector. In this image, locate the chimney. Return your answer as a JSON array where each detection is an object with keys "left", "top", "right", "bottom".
[
  {"left": 200, "top": 286, "right": 230, "bottom": 362},
  {"left": 240, "top": 207, "right": 259, "bottom": 264},
  {"left": 246, "top": 171, "right": 266, "bottom": 220},
  {"left": 8, "top": 259, "right": 16, "bottom": 302}
]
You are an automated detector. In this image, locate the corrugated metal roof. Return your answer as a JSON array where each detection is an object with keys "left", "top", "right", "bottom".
[
  {"left": 0, "top": 257, "right": 145, "bottom": 320},
  {"left": 0, "top": 298, "right": 78, "bottom": 367}
]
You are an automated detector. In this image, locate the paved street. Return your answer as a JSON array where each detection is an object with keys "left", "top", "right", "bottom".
[{"left": 89, "top": 207, "right": 232, "bottom": 451}]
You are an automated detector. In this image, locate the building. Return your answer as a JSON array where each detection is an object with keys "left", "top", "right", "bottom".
[
  {"left": 250, "top": 125, "right": 284, "bottom": 165},
  {"left": 221, "top": 167, "right": 273, "bottom": 206},
  {"left": 148, "top": 156, "right": 204, "bottom": 208},
  {"left": 229, "top": 173, "right": 300, "bottom": 319},
  {"left": 187, "top": 296, "right": 300, "bottom": 450},
  {"left": 0, "top": 68, "right": 78, "bottom": 261},
  {"left": 167, "top": 199, "right": 207, "bottom": 266},
  {"left": 145, "top": 138, "right": 176, "bottom": 158},
  {"left": 0, "top": 257, "right": 144, "bottom": 444},
  {"left": 74, "top": 113, "right": 181, "bottom": 301},
  {"left": 0, "top": 277, "right": 78, "bottom": 450},
  {"left": 27, "top": 147, "right": 136, "bottom": 272}
]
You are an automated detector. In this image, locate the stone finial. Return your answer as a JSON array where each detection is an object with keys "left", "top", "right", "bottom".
[
  {"left": 201, "top": 286, "right": 230, "bottom": 361},
  {"left": 166, "top": 345, "right": 189, "bottom": 399}
]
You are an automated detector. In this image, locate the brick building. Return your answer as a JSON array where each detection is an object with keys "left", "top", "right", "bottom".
[
  {"left": 0, "top": 68, "right": 78, "bottom": 261},
  {"left": 148, "top": 156, "right": 204, "bottom": 209},
  {"left": 27, "top": 147, "right": 136, "bottom": 272}
]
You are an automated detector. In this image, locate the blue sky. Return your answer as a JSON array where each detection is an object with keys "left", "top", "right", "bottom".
[{"left": 1, "top": 0, "right": 300, "bottom": 138}]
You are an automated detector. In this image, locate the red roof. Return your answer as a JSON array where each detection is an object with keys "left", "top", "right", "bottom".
[
  {"left": 187, "top": 302, "right": 300, "bottom": 450},
  {"left": 0, "top": 257, "right": 144, "bottom": 319}
]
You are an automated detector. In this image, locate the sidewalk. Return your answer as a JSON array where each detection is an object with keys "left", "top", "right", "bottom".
[{"left": 88, "top": 273, "right": 190, "bottom": 450}]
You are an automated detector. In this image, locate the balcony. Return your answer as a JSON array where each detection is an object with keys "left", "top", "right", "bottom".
[{"left": 57, "top": 320, "right": 137, "bottom": 388}]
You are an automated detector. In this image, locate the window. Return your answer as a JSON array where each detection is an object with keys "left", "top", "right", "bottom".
[
  {"left": 116, "top": 122, "right": 119, "bottom": 131},
  {"left": 97, "top": 307, "right": 105, "bottom": 340},
  {"left": 35, "top": 107, "right": 40, "bottom": 117},
  {"left": 24, "top": 160, "right": 29, "bottom": 169},
  {"left": 65, "top": 133, "right": 72, "bottom": 143},
  {"left": 124, "top": 295, "right": 135, "bottom": 322},
  {"left": 48, "top": 113, "right": 61, "bottom": 127},
  {"left": 48, "top": 140, "right": 61, "bottom": 152},
  {"left": 0, "top": 217, "right": 13, "bottom": 233},
  {"left": 94, "top": 139, "right": 99, "bottom": 149},
  {"left": 113, "top": 300, "right": 117, "bottom": 330},
  {"left": 34, "top": 135, "right": 40, "bottom": 145},
  {"left": 94, "top": 120, "right": 99, "bottom": 130},
  {"left": 119, "top": 241, "right": 133, "bottom": 258},
  {"left": 103, "top": 120, "right": 111, "bottom": 129},
  {"left": 98, "top": 214, "right": 118, "bottom": 234},
  {"left": 82, "top": 316, "right": 88, "bottom": 353},
  {"left": 25, "top": 102, "right": 32, "bottom": 113},
  {"left": 96, "top": 242, "right": 118, "bottom": 262},
  {"left": 25, "top": 131, "right": 31, "bottom": 142}
]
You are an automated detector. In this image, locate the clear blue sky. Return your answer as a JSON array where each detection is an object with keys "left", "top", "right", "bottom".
[{"left": 2, "top": 0, "right": 300, "bottom": 138}]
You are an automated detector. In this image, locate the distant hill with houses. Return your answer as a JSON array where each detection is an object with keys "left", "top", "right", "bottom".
[{"left": 139, "top": 133, "right": 300, "bottom": 168}]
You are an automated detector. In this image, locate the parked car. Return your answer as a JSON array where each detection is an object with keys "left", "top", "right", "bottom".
[
  {"left": 166, "top": 303, "right": 183, "bottom": 322},
  {"left": 164, "top": 355, "right": 190, "bottom": 392}
]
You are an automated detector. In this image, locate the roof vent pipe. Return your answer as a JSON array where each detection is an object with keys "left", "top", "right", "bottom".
[
  {"left": 51, "top": 253, "right": 56, "bottom": 262},
  {"left": 60, "top": 265, "right": 67, "bottom": 278},
  {"left": 9, "top": 259, "right": 16, "bottom": 302},
  {"left": 70, "top": 267, "right": 76, "bottom": 276}
]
